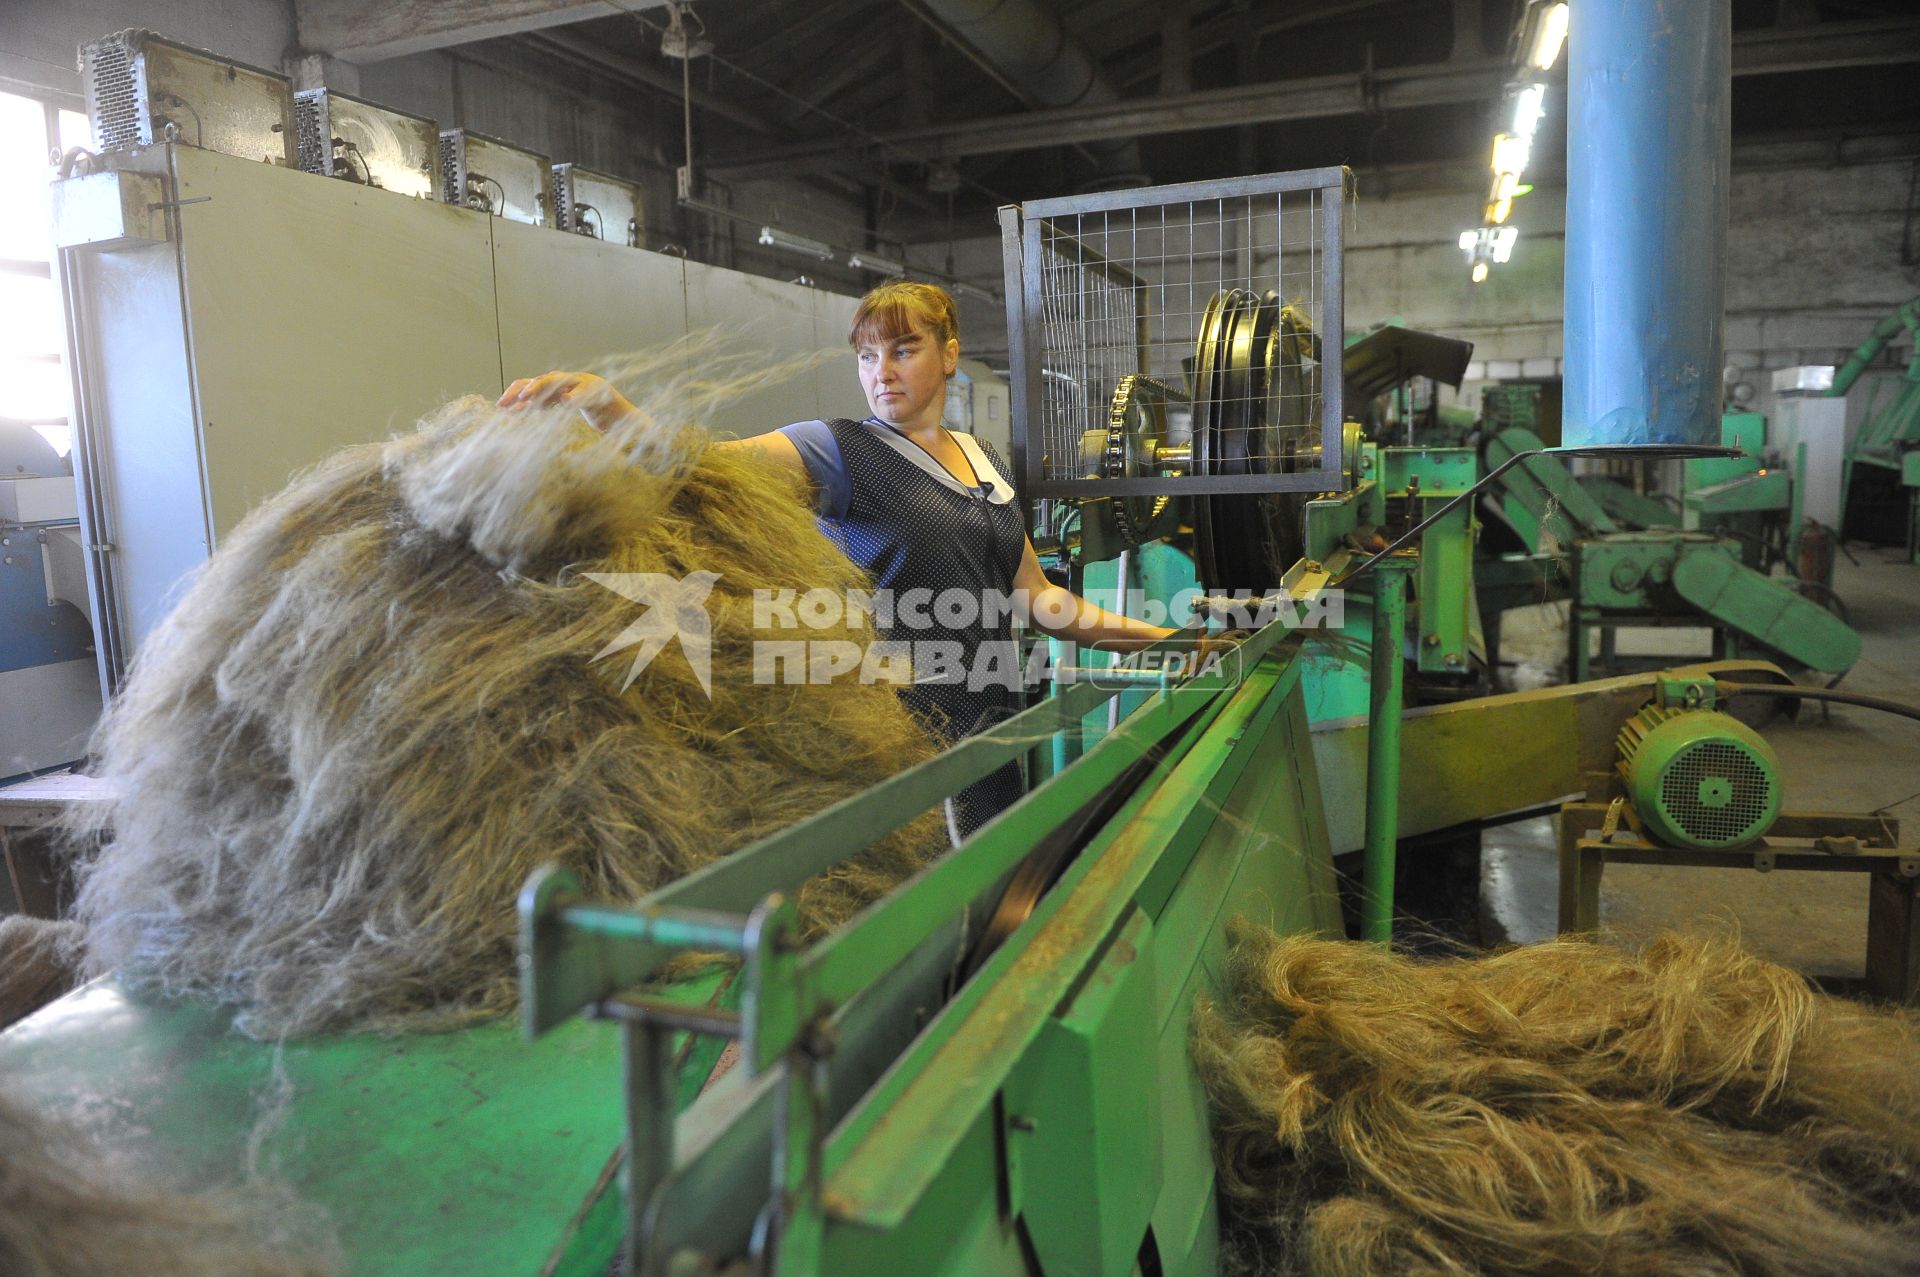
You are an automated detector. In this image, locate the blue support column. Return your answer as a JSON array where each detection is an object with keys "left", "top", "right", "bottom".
[{"left": 1563, "top": 0, "right": 1731, "bottom": 447}]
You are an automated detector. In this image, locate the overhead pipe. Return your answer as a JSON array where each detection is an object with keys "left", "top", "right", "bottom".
[
  {"left": 912, "top": 0, "right": 1146, "bottom": 187},
  {"left": 1563, "top": 0, "right": 1732, "bottom": 446}
]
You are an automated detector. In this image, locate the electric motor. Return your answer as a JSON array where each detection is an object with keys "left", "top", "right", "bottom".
[{"left": 1616, "top": 704, "right": 1781, "bottom": 850}]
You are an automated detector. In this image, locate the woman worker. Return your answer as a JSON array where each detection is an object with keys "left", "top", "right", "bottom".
[{"left": 501, "top": 280, "right": 1181, "bottom": 838}]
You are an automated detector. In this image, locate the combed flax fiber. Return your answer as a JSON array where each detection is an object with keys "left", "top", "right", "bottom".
[
  {"left": 0, "top": 916, "right": 80, "bottom": 1027},
  {"left": 70, "top": 360, "right": 943, "bottom": 1038},
  {"left": 0, "top": 1088, "right": 334, "bottom": 1277},
  {"left": 1194, "top": 927, "right": 1920, "bottom": 1276}
]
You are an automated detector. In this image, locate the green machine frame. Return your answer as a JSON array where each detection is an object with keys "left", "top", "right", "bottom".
[{"left": 1836, "top": 296, "right": 1920, "bottom": 561}]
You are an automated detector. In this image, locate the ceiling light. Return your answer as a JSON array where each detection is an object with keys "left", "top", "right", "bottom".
[
  {"left": 1511, "top": 83, "right": 1547, "bottom": 140},
  {"left": 659, "top": 3, "right": 713, "bottom": 59},
  {"left": 1488, "top": 197, "right": 1513, "bottom": 224},
  {"left": 1458, "top": 230, "right": 1479, "bottom": 252},
  {"left": 757, "top": 226, "right": 834, "bottom": 260},
  {"left": 1490, "top": 226, "right": 1519, "bottom": 263},
  {"left": 1529, "top": 2, "right": 1569, "bottom": 71},
  {"left": 848, "top": 251, "right": 906, "bottom": 275},
  {"left": 1490, "top": 133, "right": 1531, "bottom": 178},
  {"left": 952, "top": 281, "right": 1000, "bottom": 304},
  {"left": 1471, "top": 262, "right": 1490, "bottom": 284}
]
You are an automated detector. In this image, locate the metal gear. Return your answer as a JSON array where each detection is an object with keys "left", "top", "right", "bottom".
[{"left": 1103, "top": 373, "right": 1183, "bottom": 547}]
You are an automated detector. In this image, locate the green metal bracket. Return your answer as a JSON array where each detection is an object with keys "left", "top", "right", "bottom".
[
  {"left": 1360, "top": 555, "right": 1416, "bottom": 942},
  {"left": 1380, "top": 446, "right": 1477, "bottom": 497},
  {"left": 1302, "top": 479, "right": 1381, "bottom": 565},
  {"left": 1653, "top": 674, "right": 1718, "bottom": 711}
]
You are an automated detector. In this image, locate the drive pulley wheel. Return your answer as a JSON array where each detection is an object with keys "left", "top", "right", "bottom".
[{"left": 1191, "top": 290, "right": 1318, "bottom": 594}]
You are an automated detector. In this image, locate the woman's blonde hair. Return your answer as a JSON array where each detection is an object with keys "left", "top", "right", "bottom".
[{"left": 848, "top": 279, "right": 960, "bottom": 352}]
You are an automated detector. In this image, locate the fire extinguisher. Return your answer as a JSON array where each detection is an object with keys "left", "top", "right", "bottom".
[{"left": 1798, "top": 519, "right": 1836, "bottom": 591}]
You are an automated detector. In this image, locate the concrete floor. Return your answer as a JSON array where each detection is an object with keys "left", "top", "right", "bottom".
[{"left": 1479, "top": 548, "right": 1920, "bottom": 984}]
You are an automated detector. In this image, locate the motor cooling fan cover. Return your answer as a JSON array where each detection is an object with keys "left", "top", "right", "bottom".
[{"left": 1617, "top": 705, "right": 1782, "bottom": 850}]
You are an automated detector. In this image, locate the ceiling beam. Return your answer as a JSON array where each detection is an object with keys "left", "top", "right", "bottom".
[
  {"left": 705, "top": 17, "right": 1920, "bottom": 180},
  {"left": 528, "top": 30, "right": 775, "bottom": 136},
  {"left": 710, "top": 57, "right": 1507, "bottom": 178},
  {"left": 514, "top": 34, "right": 950, "bottom": 219},
  {"left": 1110, "top": 0, "right": 1423, "bottom": 90},
  {"left": 296, "top": 0, "right": 663, "bottom": 63}
]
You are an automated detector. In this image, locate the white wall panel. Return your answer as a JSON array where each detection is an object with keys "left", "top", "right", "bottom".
[{"left": 173, "top": 147, "right": 501, "bottom": 535}]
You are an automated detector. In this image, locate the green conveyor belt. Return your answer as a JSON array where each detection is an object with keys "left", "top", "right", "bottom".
[{"left": 0, "top": 967, "right": 733, "bottom": 1276}]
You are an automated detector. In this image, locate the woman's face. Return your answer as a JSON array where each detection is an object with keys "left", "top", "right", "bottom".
[{"left": 856, "top": 327, "right": 958, "bottom": 429}]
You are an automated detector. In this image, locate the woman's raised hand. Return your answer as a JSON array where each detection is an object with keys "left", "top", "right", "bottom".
[{"left": 497, "top": 370, "right": 638, "bottom": 434}]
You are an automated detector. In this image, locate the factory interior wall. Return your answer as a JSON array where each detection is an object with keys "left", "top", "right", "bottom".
[{"left": 926, "top": 153, "right": 1918, "bottom": 430}]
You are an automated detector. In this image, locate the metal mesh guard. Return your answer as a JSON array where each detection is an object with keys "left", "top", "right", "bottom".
[
  {"left": 1660, "top": 739, "right": 1775, "bottom": 847},
  {"left": 82, "top": 34, "right": 142, "bottom": 150},
  {"left": 1003, "top": 169, "right": 1348, "bottom": 498}
]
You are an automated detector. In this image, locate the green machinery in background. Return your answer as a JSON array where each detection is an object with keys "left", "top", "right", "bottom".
[
  {"left": 1837, "top": 296, "right": 1920, "bottom": 561},
  {"left": 1478, "top": 423, "right": 1858, "bottom": 682},
  {"left": 1575, "top": 409, "right": 1798, "bottom": 575}
]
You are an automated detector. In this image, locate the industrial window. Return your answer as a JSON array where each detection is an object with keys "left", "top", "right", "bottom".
[{"left": 0, "top": 91, "right": 89, "bottom": 463}]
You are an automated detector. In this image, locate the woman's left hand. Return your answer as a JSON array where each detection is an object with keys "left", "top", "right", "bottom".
[{"left": 497, "top": 370, "right": 637, "bottom": 434}]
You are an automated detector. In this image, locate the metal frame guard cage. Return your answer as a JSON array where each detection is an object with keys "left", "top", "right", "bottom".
[{"left": 998, "top": 167, "right": 1349, "bottom": 500}]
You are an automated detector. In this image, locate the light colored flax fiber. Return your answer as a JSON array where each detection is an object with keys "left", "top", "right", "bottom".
[
  {"left": 1195, "top": 926, "right": 1920, "bottom": 1277},
  {"left": 69, "top": 360, "right": 943, "bottom": 1039},
  {"left": 0, "top": 1088, "right": 334, "bottom": 1277}
]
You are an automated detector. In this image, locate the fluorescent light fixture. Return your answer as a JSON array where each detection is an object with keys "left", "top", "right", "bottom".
[
  {"left": 1489, "top": 197, "right": 1513, "bottom": 224},
  {"left": 952, "top": 281, "right": 1000, "bottom": 304},
  {"left": 1490, "top": 226, "right": 1519, "bottom": 263},
  {"left": 1490, "top": 133, "right": 1531, "bottom": 178},
  {"left": 1471, "top": 262, "right": 1490, "bottom": 284},
  {"left": 847, "top": 251, "right": 906, "bottom": 275},
  {"left": 1458, "top": 230, "right": 1479, "bottom": 252},
  {"left": 1529, "top": 2, "right": 1569, "bottom": 71},
  {"left": 1511, "top": 83, "right": 1547, "bottom": 139},
  {"left": 757, "top": 225, "right": 835, "bottom": 260}
]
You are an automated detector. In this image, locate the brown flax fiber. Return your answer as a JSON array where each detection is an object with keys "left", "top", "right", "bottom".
[
  {"left": 65, "top": 348, "right": 945, "bottom": 1039},
  {"left": 1194, "top": 925, "right": 1920, "bottom": 1276}
]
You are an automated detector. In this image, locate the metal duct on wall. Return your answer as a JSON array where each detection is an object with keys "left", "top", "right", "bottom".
[
  {"left": 1563, "top": 0, "right": 1731, "bottom": 446},
  {"left": 915, "top": 0, "right": 1146, "bottom": 187}
]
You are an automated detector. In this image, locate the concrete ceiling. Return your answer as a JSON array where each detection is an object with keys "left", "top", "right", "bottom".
[{"left": 327, "top": 0, "right": 1920, "bottom": 226}]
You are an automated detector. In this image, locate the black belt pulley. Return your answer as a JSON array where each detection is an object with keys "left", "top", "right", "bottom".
[{"left": 1190, "top": 289, "right": 1323, "bottom": 595}]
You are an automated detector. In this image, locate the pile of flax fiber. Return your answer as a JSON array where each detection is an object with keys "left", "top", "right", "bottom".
[
  {"left": 1194, "top": 926, "right": 1920, "bottom": 1276},
  {"left": 0, "top": 1088, "right": 334, "bottom": 1277},
  {"left": 69, "top": 357, "right": 943, "bottom": 1039}
]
